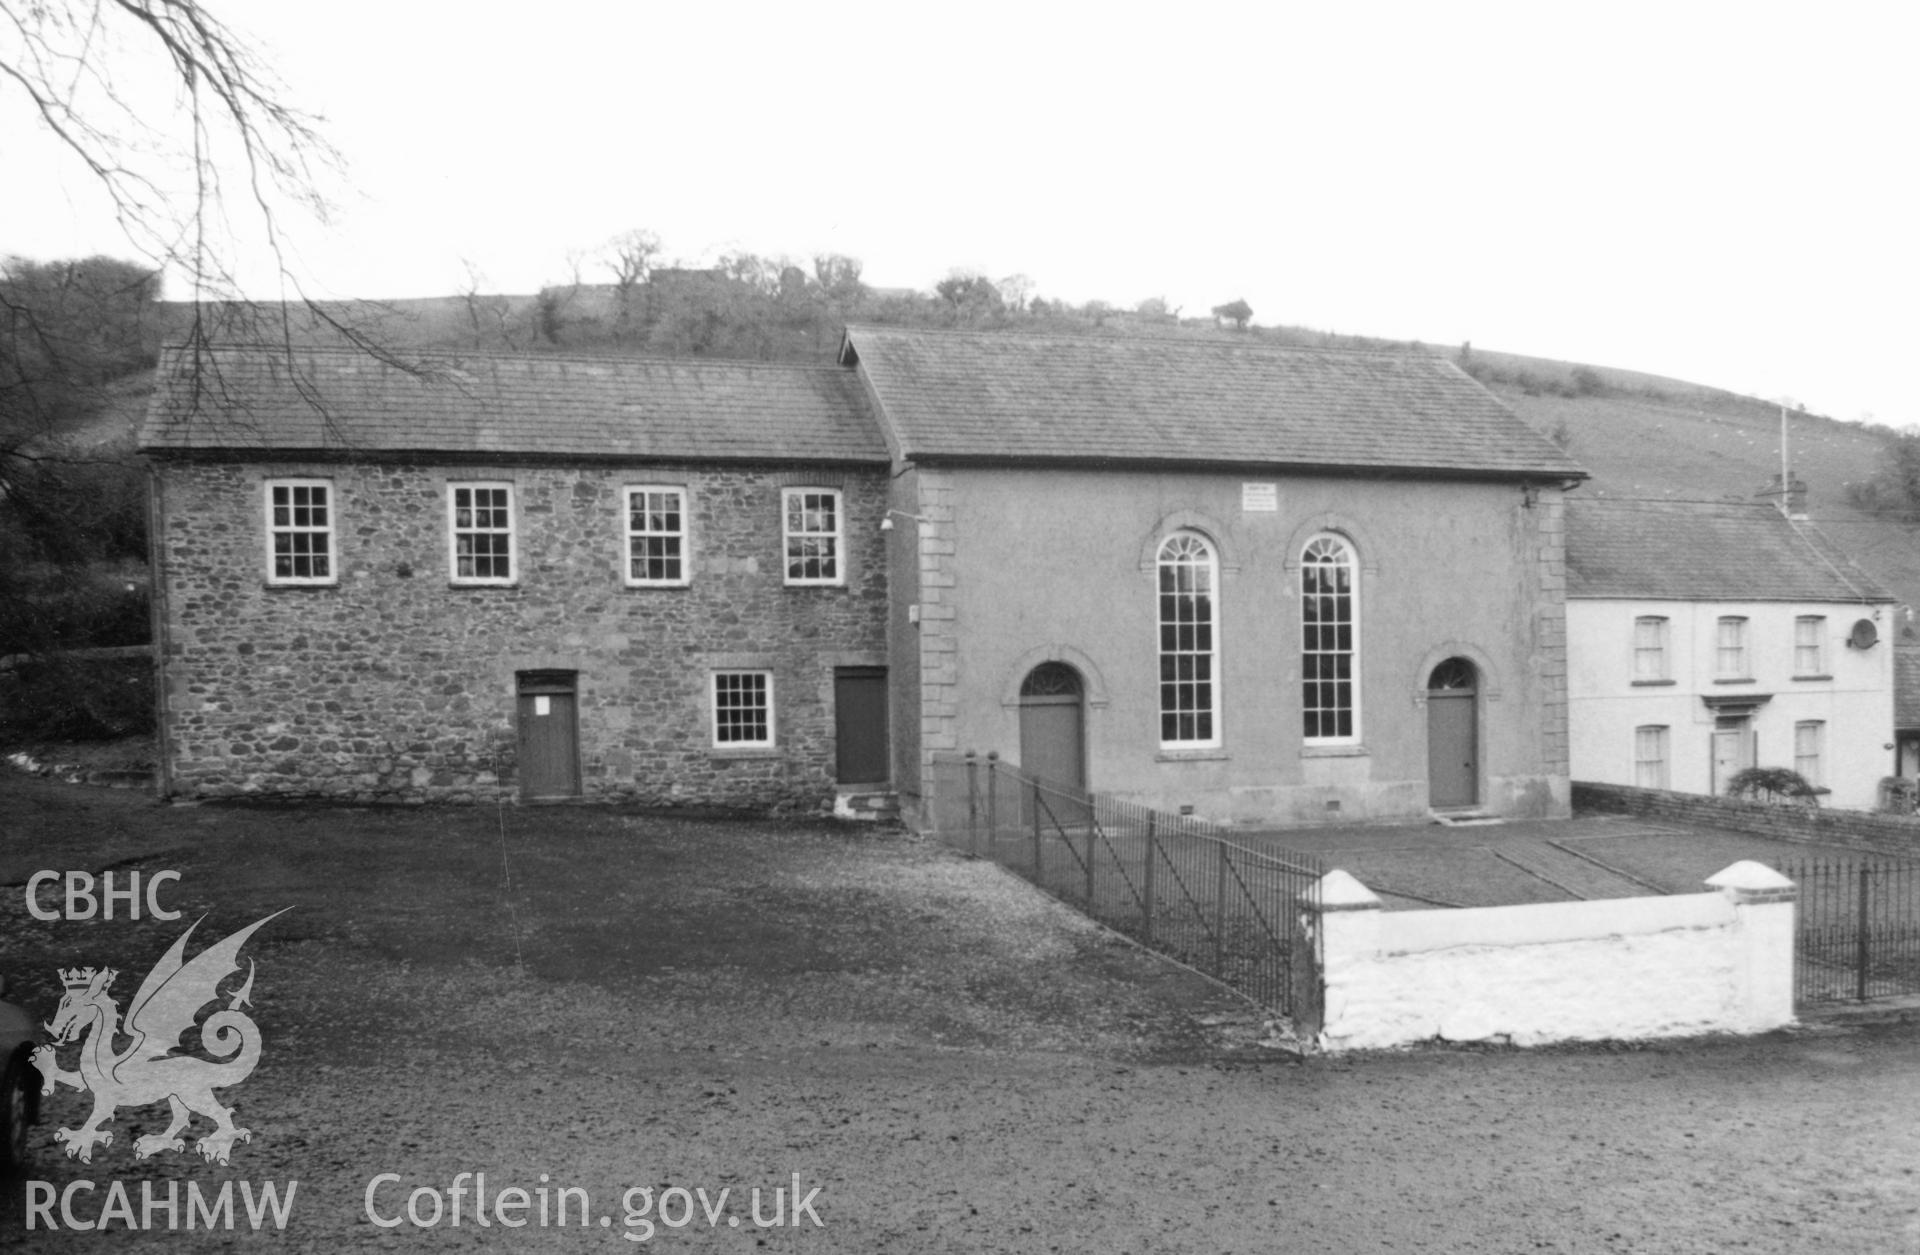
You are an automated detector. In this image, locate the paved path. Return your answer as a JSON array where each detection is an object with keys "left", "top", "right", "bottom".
[{"left": 1235, "top": 815, "right": 1870, "bottom": 909}]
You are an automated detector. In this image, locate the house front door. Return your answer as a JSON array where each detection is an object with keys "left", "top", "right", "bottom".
[
  {"left": 516, "top": 671, "right": 580, "bottom": 800},
  {"left": 833, "top": 667, "right": 889, "bottom": 785},
  {"left": 1426, "top": 658, "right": 1478, "bottom": 809},
  {"left": 1711, "top": 717, "right": 1753, "bottom": 793}
]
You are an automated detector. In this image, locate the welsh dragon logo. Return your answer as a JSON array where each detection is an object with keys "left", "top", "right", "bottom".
[{"left": 31, "top": 910, "right": 287, "bottom": 1166}]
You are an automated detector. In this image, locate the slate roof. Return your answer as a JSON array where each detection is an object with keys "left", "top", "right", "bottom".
[
  {"left": 139, "top": 346, "right": 890, "bottom": 464},
  {"left": 840, "top": 325, "right": 1586, "bottom": 478},
  {"left": 1566, "top": 497, "right": 1894, "bottom": 603}
]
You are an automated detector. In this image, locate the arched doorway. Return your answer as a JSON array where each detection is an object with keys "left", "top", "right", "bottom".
[
  {"left": 1426, "top": 657, "right": 1479, "bottom": 808},
  {"left": 1019, "top": 662, "right": 1086, "bottom": 794}
]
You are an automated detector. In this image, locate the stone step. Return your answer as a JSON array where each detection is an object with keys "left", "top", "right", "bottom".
[
  {"left": 834, "top": 790, "right": 900, "bottom": 822},
  {"left": 1430, "top": 808, "right": 1503, "bottom": 827}
]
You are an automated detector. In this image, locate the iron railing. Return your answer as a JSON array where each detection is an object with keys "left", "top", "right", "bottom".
[
  {"left": 1774, "top": 856, "right": 1920, "bottom": 1006},
  {"left": 929, "top": 752, "right": 1327, "bottom": 1023}
]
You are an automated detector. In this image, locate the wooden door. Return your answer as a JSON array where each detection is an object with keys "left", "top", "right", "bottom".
[
  {"left": 1712, "top": 718, "right": 1752, "bottom": 793},
  {"left": 834, "top": 667, "right": 889, "bottom": 784},
  {"left": 1020, "top": 698, "right": 1085, "bottom": 792},
  {"left": 1426, "top": 658, "right": 1478, "bottom": 808},
  {"left": 517, "top": 671, "right": 580, "bottom": 800},
  {"left": 1018, "top": 662, "right": 1086, "bottom": 793}
]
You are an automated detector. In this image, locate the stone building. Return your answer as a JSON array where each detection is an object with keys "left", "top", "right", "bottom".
[
  {"left": 144, "top": 328, "right": 1588, "bottom": 825},
  {"left": 142, "top": 348, "right": 891, "bottom": 808}
]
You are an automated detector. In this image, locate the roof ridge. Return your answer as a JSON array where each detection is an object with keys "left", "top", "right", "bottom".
[
  {"left": 1571, "top": 495, "right": 1776, "bottom": 510},
  {"left": 842, "top": 322, "right": 1440, "bottom": 360}
]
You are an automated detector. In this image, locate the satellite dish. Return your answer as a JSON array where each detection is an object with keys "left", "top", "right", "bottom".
[{"left": 1848, "top": 619, "right": 1879, "bottom": 650}]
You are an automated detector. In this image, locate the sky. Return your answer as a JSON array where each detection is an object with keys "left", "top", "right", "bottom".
[{"left": 4, "top": 2, "right": 1918, "bottom": 427}]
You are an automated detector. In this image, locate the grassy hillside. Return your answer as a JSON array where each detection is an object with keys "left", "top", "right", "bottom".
[{"left": 1477, "top": 367, "right": 1920, "bottom": 616}]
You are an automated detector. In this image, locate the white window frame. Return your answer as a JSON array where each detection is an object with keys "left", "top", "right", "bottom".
[
  {"left": 1714, "top": 616, "right": 1750, "bottom": 678},
  {"left": 1795, "top": 720, "right": 1825, "bottom": 787},
  {"left": 782, "top": 487, "right": 844, "bottom": 586},
  {"left": 1301, "top": 533, "right": 1360, "bottom": 744},
  {"left": 264, "top": 478, "right": 337, "bottom": 586},
  {"left": 1794, "top": 615, "right": 1826, "bottom": 677},
  {"left": 1634, "top": 725, "right": 1670, "bottom": 789},
  {"left": 447, "top": 482, "right": 517, "bottom": 586},
  {"left": 1632, "top": 615, "right": 1669, "bottom": 681},
  {"left": 711, "top": 671, "right": 775, "bottom": 748},
  {"left": 1156, "top": 531, "right": 1220, "bottom": 749},
  {"left": 624, "top": 485, "right": 690, "bottom": 588}
]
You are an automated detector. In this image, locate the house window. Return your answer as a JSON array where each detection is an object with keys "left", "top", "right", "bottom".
[
  {"left": 265, "top": 479, "right": 335, "bottom": 585},
  {"left": 1794, "top": 616, "right": 1826, "bottom": 676},
  {"left": 1634, "top": 725, "right": 1670, "bottom": 789},
  {"left": 1157, "top": 532, "right": 1218, "bottom": 747},
  {"left": 1795, "top": 720, "right": 1825, "bottom": 787},
  {"left": 626, "top": 487, "right": 688, "bottom": 586},
  {"left": 1632, "top": 616, "right": 1669, "bottom": 681},
  {"left": 1302, "top": 534, "right": 1358, "bottom": 742},
  {"left": 1714, "top": 616, "right": 1749, "bottom": 678},
  {"left": 449, "top": 484, "right": 515, "bottom": 584},
  {"left": 783, "top": 488, "right": 842, "bottom": 585},
  {"left": 712, "top": 671, "right": 773, "bottom": 747}
]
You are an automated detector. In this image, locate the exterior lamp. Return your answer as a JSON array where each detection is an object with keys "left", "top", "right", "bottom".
[{"left": 880, "top": 510, "right": 930, "bottom": 532}]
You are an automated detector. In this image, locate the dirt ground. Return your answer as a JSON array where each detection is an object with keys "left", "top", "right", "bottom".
[{"left": 2, "top": 773, "right": 1918, "bottom": 1252}]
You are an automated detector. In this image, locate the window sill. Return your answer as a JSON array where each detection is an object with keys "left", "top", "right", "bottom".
[
  {"left": 1711, "top": 677, "right": 1756, "bottom": 685},
  {"left": 1629, "top": 679, "right": 1676, "bottom": 687},
  {"left": 624, "top": 582, "right": 692, "bottom": 591},
  {"left": 263, "top": 581, "right": 338, "bottom": 590},
  {"left": 1301, "top": 743, "right": 1369, "bottom": 759},
  {"left": 450, "top": 582, "right": 518, "bottom": 590},
  {"left": 711, "top": 747, "right": 780, "bottom": 760},
  {"left": 1792, "top": 674, "right": 1834, "bottom": 683},
  {"left": 1156, "top": 748, "right": 1228, "bottom": 762}
]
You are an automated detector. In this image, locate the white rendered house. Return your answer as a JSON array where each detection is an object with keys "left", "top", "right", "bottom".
[{"left": 1566, "top": 495, "right": 1897, "bottom": 810}]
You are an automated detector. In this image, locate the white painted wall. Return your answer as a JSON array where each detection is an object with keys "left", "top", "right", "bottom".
[
  {"left": 1567, "top": 598, "right": 1895, "bottom": 809},
  {"left": 1308, "top": 863, "right": 1796, "bottom": 1051}
]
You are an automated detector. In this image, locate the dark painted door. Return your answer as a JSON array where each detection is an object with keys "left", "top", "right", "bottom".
[
  {"left": 1018, "top": 662, "right": 1086, "bottom": 789},
  {"left": 1020, "top": 697, "right": 1085, "bottom": 792},
  {"left": 834, "top": 667, "right": 889, "bottom": 784},
  {"left": 517, "top": 672, "right": 580, "bottom": 800},
  {"left": 1426, "top": 659, "right": 1478, "bottom": 808}
]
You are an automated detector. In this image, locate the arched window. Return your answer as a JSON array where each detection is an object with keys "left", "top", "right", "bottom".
[
  {"left": 1428, "top": 657, "right": 1476, "bottom": 691},
  {"left": 1301, "top": 534, "right": 1357, "bottom": 742},
  {"left": 1157, "top": 532, "right": 1218, "bottom": 747},
  {"left": 1020, "top": 662, "right": 1083, "bottom": 698}
]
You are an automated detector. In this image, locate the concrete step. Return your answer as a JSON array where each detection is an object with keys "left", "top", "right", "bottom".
[
  {"left": 834, "top": 790, "right": 899, "bottom": 822},
  {"left": 1430, "top": 809, "right": 1504, "bottom": 827}
]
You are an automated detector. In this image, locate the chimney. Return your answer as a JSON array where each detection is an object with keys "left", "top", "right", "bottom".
[{"left": 1759, "top": 473, "right": 1809, "bottom": 520}]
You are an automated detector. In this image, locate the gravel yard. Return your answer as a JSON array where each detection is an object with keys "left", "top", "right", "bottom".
[{"left": 2, "top": 774, "right": 1918, "bottom": 1251}]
